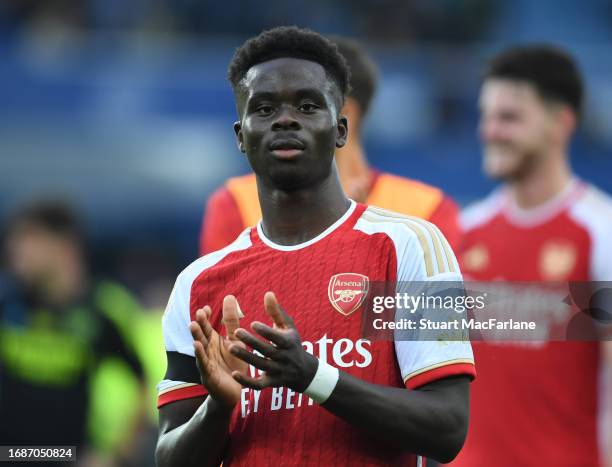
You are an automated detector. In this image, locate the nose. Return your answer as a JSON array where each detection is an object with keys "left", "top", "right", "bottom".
[
  {"left": 479, "top": 116, "right": 500, "bottom": 143},
  {"left": 271, "top": 105, "right": 301, "bottom": 131}
]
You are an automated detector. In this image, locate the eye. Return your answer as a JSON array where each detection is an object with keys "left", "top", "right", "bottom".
[
  {"left": 256, "top": 105, "right": 274, "bottom": 116},
  {"left": 299, "top": 102, "right": 319, "bottom": 113}
]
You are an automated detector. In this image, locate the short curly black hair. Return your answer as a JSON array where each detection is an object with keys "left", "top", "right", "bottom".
[
  {"left": 228, "top": 26, "right": 350, "bottom": 105},
  {"left": 486, "top": 45, "right": 584, "bottom": 115}
]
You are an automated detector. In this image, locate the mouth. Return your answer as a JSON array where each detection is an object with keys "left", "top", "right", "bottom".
[{"left": 268, "top": 138, "right": 306, "bottom": 159}]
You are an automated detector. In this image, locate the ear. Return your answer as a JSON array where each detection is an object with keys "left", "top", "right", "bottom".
[
  {"left": 559, "top": 106, "right": 577, "bottom": 136},
  {"left": 341, "top": 98, "right": 361, "bottom": 131},
  {"left": 335, "top": 115, "right": 348, "bottom": 148},
  {"left": 233, "top": 121, "right": 246, "bottom": 153},
  {"left": 551, "top": 106, "right": 576, "bottom": 145}
]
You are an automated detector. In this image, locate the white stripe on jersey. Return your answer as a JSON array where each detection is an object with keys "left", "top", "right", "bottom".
[
  {"left": 157, "top": 380, "right": 199, "bottom": 395},
  {"left": 357, "top": 205, "right": 460, "bottom": 278}
]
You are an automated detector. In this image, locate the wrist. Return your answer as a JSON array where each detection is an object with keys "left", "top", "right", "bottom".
[
  {"left": 298, "top": 352, "right": 320, "bottom": 392},
  {"left": 302, "top": 358, "right": 339, "bottom": 404},
  {"left": 206, "top": 395, "right": 237, "bottom": 414}
]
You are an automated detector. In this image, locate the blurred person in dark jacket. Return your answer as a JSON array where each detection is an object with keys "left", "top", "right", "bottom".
[{"left": 0, "top": 200, "right": 149, "bottom": 466}]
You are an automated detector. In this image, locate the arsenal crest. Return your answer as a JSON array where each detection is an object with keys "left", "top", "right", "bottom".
[
  {"left": 462, "top": 243, "right": 489, "bottom": 273},
  {"left": 328, "top": 273, "right": 370, "bottom": 316},
  {"left": 539, "top": 241, "right": 577, "bottom": 280}
]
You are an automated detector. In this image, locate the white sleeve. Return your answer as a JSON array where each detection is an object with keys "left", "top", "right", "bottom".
[
  {"left": 590, "top": 219, "right": 612, "bottom": 281},
  {"left": 157, "top": 271, "right": 208, "bottom": 407},
  {"left": 393, "top": 220, "right": 476, "bottom": 389},
  {"left": 162, "top": 272, "right": 195, "bottom": 357},
  {"left": 568, "top": 186, "right": 612, "bottom": 281}
]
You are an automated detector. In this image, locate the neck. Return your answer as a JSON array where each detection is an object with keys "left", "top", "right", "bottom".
[
  {"left": 508, "top": 151, "right": 573, "bottom": 209},
  {"left": 257, "top": 171, "right": 351, "bottom": 246},
  {"left": 335, "top": 134, "right": 371, "bottom": 202}
]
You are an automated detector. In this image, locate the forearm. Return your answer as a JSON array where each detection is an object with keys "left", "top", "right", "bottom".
[
  {"left": 156, "top": 397, "right": 233, "bottom": 467},
  {"left": 322, "top": 372, "right": 468, "bottom": 462}
]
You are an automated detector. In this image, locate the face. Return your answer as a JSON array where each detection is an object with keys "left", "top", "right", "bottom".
[
  {"left": 6, "top": 225, "right": 73, "bottom": 290},
  {"left": 479, "top": 79, "right": 559, "bottom": 181},
  {"left": 234, "top": 58, "right": 347, "bottom": 191}
]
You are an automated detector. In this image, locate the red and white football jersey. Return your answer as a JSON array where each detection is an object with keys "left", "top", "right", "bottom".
[
  {"left": 159, "top": 201, "right": 476, "bottom": 467},
  {"left": 452, "top": 179, "right": 612, "bottom": 467}
]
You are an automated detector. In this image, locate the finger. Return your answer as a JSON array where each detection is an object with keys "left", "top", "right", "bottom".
[
  {"left": 264, "top": 291, "right": 294, "bottom": 329},
  {"left": 234, "top": 328, "right": 277, "bottom": 356},
  {"left": 251, "top": 321, "right": 292, "bottom": 349},
  {"left": 196, "top": 306, "right": 214, "bottom": 339},
  {"left": 222, "top": 295, "right": 241, "bottom": 340},
  {"left": 189, "top": 320, "right": 208, "bottom": 347},
  {"left": 232, "top": 371, "right": 273, "bottom": 391},
  {"left": 228, "top": 344, "right": 279, "bottom": 373},
  {"left": 193, "top": 340, "right": 209, "bottom": 367}
]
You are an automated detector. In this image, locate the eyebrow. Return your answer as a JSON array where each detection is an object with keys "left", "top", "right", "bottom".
[
  {"left": 248, "top": 87, "right": 327, "bottom": 101},
  {"left": 248, "top": 91, "right": 275, "bottom": 101}
]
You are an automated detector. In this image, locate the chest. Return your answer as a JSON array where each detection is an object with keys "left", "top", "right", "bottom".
[
  {"left": 461, "top": 213, "right": 591, "bottom": 281},
  {"left": 191, "top": 237, "right": 398, "bottom": 366}
]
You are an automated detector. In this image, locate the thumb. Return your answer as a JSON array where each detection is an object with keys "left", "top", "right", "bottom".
[
  {"left": 264, "top": 291, "right": 294, "bottom": 329},
  {"left": 222, "top": 295, "right": 242, "bottom": 339}
]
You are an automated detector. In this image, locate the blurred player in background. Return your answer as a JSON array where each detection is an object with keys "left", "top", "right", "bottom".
[
  {"left": 451, "top": 46, "right": 612, "bottom": 466},
  {"left": 0, "top": 201, "right": 149, "bottom": 466},
  {"left": 199, "top": 36, "right": 462, "bottom": 255},
  {"left": 156, "top": 26, "right": 475, "bottom": 467}
]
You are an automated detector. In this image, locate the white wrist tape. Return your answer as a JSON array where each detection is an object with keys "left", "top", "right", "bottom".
[{"left": 304, "top": 359, "right": 339, "bottom": 404}]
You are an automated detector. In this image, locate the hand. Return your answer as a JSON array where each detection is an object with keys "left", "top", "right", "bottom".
[
  {"left": 229, "top": 291, "right": 319, "bottom": 392},
  {"left": 189, "top": 295, "right": 248, "bottom": 407}
]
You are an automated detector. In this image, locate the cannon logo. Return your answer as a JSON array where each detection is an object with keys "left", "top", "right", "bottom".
[{"left": 328, "top": 273, "right": 369, "bottom": 316}]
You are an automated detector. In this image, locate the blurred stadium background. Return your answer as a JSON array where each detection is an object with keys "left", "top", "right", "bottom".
[{"left": 1, "top": 1, "right": 612, "bottom": 464}]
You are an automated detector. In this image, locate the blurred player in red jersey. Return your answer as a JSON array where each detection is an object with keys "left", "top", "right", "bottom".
[
  {"left": 199, "top": 37, "right": 462, "bottom": 255},
  {"left": 156, "top": 27, "right": 476, "bottom": 467},
  {"left": 450, "top": 46, "right": 612, "bottom": 466}
]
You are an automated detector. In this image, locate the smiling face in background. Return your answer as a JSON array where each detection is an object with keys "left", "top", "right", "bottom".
[
  {"left": 234, "top": 57, "right": 347, "bottom": 192},
  {"left": 478, "top": 79, "right": 562, "bottom": 182}
]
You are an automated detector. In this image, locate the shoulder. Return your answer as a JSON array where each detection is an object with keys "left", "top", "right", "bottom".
[
  {"left": 356, "top": 205, "right": 460, "bottom": 278},
  {"left": 460, "top": 189, "right": 504, "bottom": 232},
  {"left": 207, "top": 184, "right": 235, "bottom": 207},
  {"left": 92, "top": 280, "right": 141, "bottom": 331},
  {"left": 357, "top": 204, "right": 439, "bottom": 238},
  {"left": 225, "top": 173, "right": 257, "bottom": 195},
  {"left": 568, "top": 183, "right": 612, "bottom": 232},
  {"left": 162, "top": 230, "right": 253, "bottom": 354},
  {"left": 568, "top": 184, "right": 612, "bottom": 280},
  {"left": 93, "top": 280, "right": 138, "bottom": 308},
  {"left": 377, "top": 173, "right": 443, "bottom": 197},
  {"left": 181, "top": 228, "right": 253, "bottom": 287},
  {"left": 368, "top": 172, "right": 445, "bottom": 219},
  {"left": 207, "top": 173, "right": 257, "bottom": 209}
]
